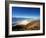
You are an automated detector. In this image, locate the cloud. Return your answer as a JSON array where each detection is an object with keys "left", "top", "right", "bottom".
[
  {"left": 12, "top": 16, "right": 40, "bottom": 26},
  {"left": 16, "top": 20, "right": 31, "bottom": 25},
  {"left": 12, "top": 16, "right": 40, "bottom": 18}
]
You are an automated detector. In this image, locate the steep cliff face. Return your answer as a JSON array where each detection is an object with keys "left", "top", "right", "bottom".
[{"left": 12, "top": 20, "right": 40, "bottom": 31}]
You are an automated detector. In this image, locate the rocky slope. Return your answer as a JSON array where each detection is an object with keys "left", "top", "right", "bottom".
[{"left": 12, "top": 20, "right": 40, "bottom": 31}]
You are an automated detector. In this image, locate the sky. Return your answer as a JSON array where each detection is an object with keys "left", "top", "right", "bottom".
[{"left": 12, "top": 7, "right": 40, "bottom": 18}]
